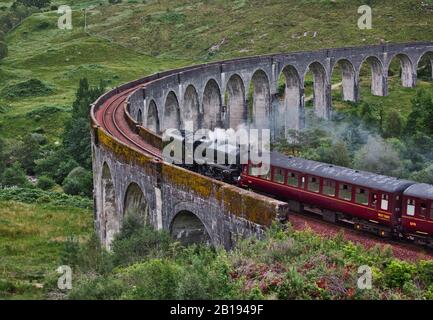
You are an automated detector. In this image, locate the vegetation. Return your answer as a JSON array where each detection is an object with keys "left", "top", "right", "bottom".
[
  {"left": 61, "top": 219, "right": 433, "bottom": 300},
  {"left": 274, "top": 84, "right": 433, "bottom": 182},
  {"left": 15, "top": 0, "right": 50, "bottom": 9},
  {"left": 0, "top": 199, "right": 92, "bottom": 299}
]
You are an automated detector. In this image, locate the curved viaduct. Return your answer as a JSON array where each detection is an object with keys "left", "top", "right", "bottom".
[{"left": 91, "top": 42, "right": 433, "bottom": 249}]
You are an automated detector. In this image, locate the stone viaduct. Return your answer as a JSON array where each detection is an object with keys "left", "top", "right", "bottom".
[{"left": 91, "top": 42, "right": 433, "bottom": 249}]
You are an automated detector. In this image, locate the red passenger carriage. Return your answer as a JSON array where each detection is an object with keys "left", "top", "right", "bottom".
[
  {"left": 401, "top": 184, "right": 433, "bottom": 246},
  {"left": 239, "top": 152, "right": 414, "bottom": 237}
]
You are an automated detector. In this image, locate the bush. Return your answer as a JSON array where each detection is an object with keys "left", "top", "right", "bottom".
[
  {"left": 0, "top": 187, "right": 92, "bottom": 208},
  {"left": 16, "top": 0, "right": 51, "bottom": 8},
  {"left": 417, "top": 260, "right": 433, "bottom": 286},
  {"left": 111, "top": 223, "right": 173, "bottom": 266},
  {"left": 1, "top": 162, "right": 28, "bottom": 187},
  {"left": 384, "top": 260, "right": 415, "bottom": 288},
  {"left": 36, "top": 175, "right": 55, "bottom": 190},
  {"left": 0, "top": 79, "right": 53, "bottom": 99},
  {"left": 35, "top": 148, "right": 79, "bottom": 184},
  {"left": 0, "top": 41, "right": 7, "bottom": 60},
  {"left": 62, "top": 167, "right": 93, "bottom": 197},
  {"left": 383, "top": 110, "right": 404, "bottom": 138},
  {"left": 121, "top": 259, "right": 182, "bottom": 299},
  {"left": 68, "top": 276, "right": 126, "bottom": 300}
]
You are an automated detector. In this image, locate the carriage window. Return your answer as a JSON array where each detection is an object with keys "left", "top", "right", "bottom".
[
  {"left": 355, "top": 188, "right": 369, "bottom": 205},
  {"left": 307, "top": 176, "right": 320, "bottom": 193},
  {"left": 430, "top": 204, "right": 433, "bottom": 220},
  {"left": 406, "top": 199, "right": 415, "bottom": 216},
  {"left": 261, "top": 166, "right": 271, "bottom": 180},
  {"left": 273, "top": 168, "right": 285, "bottom": 184},
  {"left": 323, "top": 179, "right": 336, "bottom": 196},
  {"left": 381, "top": 194, "right": 389, "bottom": 211},
  {"left": 287, "top": 172, "right": 299, "bottom": 187},
  {"left": 301, "top": 176, "right": 306, "bottom": 188},
  {"left": 248, "top": 163, "right": 260, "bottom": 176},
  {"left": 339, "top": 184, "right": 352, "bottom": 201},
  {"left": 420, "top": 203, "right": 427, "bottom": 218}
]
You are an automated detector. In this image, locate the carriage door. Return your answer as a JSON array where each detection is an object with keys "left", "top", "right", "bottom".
[{"left": 370, "top": 191, "right": 379, "bottom": 210}]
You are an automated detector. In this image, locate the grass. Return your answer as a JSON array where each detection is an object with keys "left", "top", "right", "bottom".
[
  {"left": 0, "top": 200, "right": 92, "bottom": 299},
  {"left": 0, "top": 9, "right": 190, "bottom": 142}
]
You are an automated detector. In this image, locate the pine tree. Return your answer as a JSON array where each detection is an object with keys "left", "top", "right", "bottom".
[
  {"left": 405, "top": 89, "right": 433, "bottom": 136},
  {"left": 63, "top": 79, "right": 105, "bottom": 170}
]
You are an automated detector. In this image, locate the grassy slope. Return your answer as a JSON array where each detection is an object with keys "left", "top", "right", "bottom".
[
  {"left": 0, "top": 200, "right": 92, "bottom": 299},
  {"left": 1, "top": 0, "right": 433, "bottom": 142},
  {"left": 0, "top": 9, "right": 190, "bottom": 142}
]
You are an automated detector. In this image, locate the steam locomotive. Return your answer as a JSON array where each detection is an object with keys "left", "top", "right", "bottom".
[
  {"left": 162, "top": 129, "right": 243, "bottom": 184},
  {"left": 163, "top": 130, "right": 433, "bottom": 248}
]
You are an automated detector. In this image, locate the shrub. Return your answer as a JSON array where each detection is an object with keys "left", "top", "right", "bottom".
[
  {"left": 62, "top": 167, "right": 93, "bottom": 197},
  {"left": 16, "top": 0, "right": 51, "bottom": 9},
  {"left": 0, "top": 187, "right": 92, "bottom": 208},
  {"left": 68, "top": 276, "right": 126, "bottom": 300},
  {"left": 0, "top": 41, "right": 7, "bottom": 60},
  {"left": 0, "top": 79, "right": 53, "bottom": 99},
  {"left": 1, "top": 162, "right": 28, "bottom": 187},
  {"left": 276, "top": 267, "right": 320, "bottom": 299},
  {"left": 35, "top": 148, "right": 79, "bottom": 184},
  {"left": 36, "top": 175, "right": 55, "bottom": 190},
  {"left": 417, "top": 260, "right": 433, "bottom": 286},
  {"left": 384, "top": 260, "right": 416, "bottom": 288},
  {"left": 111, "top": 224, "right": 173, "bottom": 266},
  {"left": 383, "top": 110, "right": 404, "bottom": 138},
  {"left": 121, "top": 259, "right": 182, "bottom": 300}
]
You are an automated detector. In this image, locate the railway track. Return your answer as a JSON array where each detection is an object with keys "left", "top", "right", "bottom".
[{"left": 96, "top": 84, "right": 162, "bottom": 159}]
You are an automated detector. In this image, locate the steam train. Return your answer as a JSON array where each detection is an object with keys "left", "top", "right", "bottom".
[{"left": 163, "top": 131, "right": 433, "bottom": 248}]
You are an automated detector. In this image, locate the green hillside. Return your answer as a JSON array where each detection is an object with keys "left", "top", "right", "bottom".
[{"left": 1, "top": 0, "right": 433, "bottom": 142}]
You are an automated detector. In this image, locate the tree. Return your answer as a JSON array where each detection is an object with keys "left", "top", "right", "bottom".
[
  {"left": 405, "top": 89, "right": 433, "bottom": 136},
  {"left": 1, "top": 161, "right": 28, "bottom": 187},
  {"left": 14, "top": 133, "right": 46, "bottom": 174},
  {"left": 383, "top": 110, "right": 404, "bottom": 138},
  {"left": 36, "top": 175, "right": 55, "bottom": 190},
  {"left": 35, "top": 147, "right": 79, "bottom": 184},
  {"left": 359, "top": 102, "right": 384, "bottom": 132},
  {"left": 318, "top": 141, "right": 352, "bottom": 167},
  {"left": 63, "top": 79, "right": 105, "bottom": 169},
  {"left": 62, "top": 167, "right": 93, "bottom": 197},
  {"left": 354, "top": 137, "right": 403, "bottom": 177},
  {"left": 411, "top": 164, "right": 433, "bottom": 184}
]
